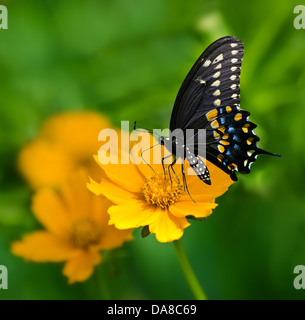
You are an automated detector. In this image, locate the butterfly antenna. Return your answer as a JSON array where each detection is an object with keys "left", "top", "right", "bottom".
[
  {"left": 139, "top": 143, "right": 160, "bottom": 175},
  {"left": 134, "top": 121, "right": 161, "bottom": 138},
  {"left": 133, "top": 121, "right": 153, "bottom": 133}
]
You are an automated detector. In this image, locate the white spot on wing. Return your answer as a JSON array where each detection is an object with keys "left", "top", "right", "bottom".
[
  {"left": 230, "top": 75, "right": 237, "bottom": 80},
  {"left": 213, "top": 89, "right": 221, "bottom": 96},
  {"left": 214, "top": 99, "right": 221, "bottom": 106},
  {"left": 215, "top": 63, "right": 222, "bottom": 69},
  {"left": 211, "top": 80, "right": 220, "bottom": 87},
  {"left": 196, "top": 79, "right": 206, "bottom": 85},
  {"left": 212, "top": 53, "right": 223, "bottom": 64},
  {"left": 203, "top": 60, "right": 211, "bottom": 67},
  {"left": 231, "top": 58, "right": 238, "bottom": 63},
  {"left": 230, "top": 43, "right": 238, "bottom": 48},
  {"left": 231, "top": 50, "right": 238, "bottom": 55},
  {"left": 231, "top": 66, "right": 237, "bottom": 71},
  {"left": 231, "top": 84, "right": 237, "bottom": 90},
  {"left": 213, "top": 71, "right": 221, "bottom": 78}
]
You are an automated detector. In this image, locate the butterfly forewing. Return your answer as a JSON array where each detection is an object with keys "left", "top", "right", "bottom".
[{"left": 170, "top": 36, "right": 243, "bottom": 131}]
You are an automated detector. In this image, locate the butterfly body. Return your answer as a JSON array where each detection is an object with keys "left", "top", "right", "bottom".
[
  {"left": 159, "top": 134, "right": 212, "bottom": 184},
  {"left": 159, "top": 36, "right": 280, "bottom": 185}
]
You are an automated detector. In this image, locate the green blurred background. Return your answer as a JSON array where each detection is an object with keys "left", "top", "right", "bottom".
[{"left": 0, "top": 0, "right": 305, "bottom": 300}]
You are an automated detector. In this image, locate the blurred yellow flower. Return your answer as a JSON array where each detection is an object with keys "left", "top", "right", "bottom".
[
  {"left": 18, "top": 111, "right": 110, "bottom": 189},
  {"left": 40, "top": 111, "right": 110, "bottom": 163},
  {"left": 88, "top": 134, "right": 234, "bottom": 243},
  {"left": 18, "top": 139, "right": 77, "bottom": 189},
  {"left": 11, "top": 170, "right": 133, "bottom": 284}
]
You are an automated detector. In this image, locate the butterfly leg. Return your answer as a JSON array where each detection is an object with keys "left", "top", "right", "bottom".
[
  {"left": 168, "top": 157, "right": 182, "bottom": 191},
  {"left": 181, "top": 160, "right": 196, "bottom": 203},
  {"left": 161, "top": 154, "right": 174, "bottom": 182},
  {"left": 167, "top": 158, "right": 175, "bottom": 187},
  {"left": 169, "top": 157, "right": 179, "bottom": 178}
]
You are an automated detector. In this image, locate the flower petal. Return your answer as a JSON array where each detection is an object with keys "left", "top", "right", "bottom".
[
  {"left": 87, "top": 178, "right": 137, "bottom": 205},
  {"left": 184, "top": 159, "right": 234, "bottom": 199},
  {"left": 169, "top": 201, "right": 217, "bottom": 218},
  {"left": 87, "top": 157, "right": 107, "bottom": 182},
  {"left": 179, "top": 192, "right": 215, "bottom": 203},
  {"left": 60, "top": 169, "right": 101, "bottom": 220},
  {"left": 90, "top": 190, "right": 113, "bottom": 228},
  {"left": 108, "top": 201, "right": 158, "bottom": 229},
  {"left": 97, "top": 226, "right": 133, "bottom": 250},
  {"left": 17, "top": 139, "right": 76, "bottom": 189},
  {"left": 94, "top": 154, "right": 144, "bottom": 193},
  {"left": 62, "top": 250, "right": 101, "bottom": 284},
  {"left": 11, "top": 231, "right": 77, "bottom": 262},
  {"left": 31, "top": 189, "right": 70, "bottom": 238},
  {"left": 148, "top": 208, "right": 190, "bottom": 243},
  {"left": 41, "top": 111, "right": 111, "bottom": 163}
]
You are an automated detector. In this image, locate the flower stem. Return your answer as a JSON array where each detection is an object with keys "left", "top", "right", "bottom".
[
  {"left": 173, "top": 240, "right": 207, "bottom": 300},
  {"left": 93, "top": 263, "right": 111, "bottom": 300}
]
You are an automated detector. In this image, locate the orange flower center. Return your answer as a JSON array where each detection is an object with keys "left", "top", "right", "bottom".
[
  {"left": 69, "top": 218, "right": 101, "bottom": 250},
  {"left": 143, "top": 174, "right": 183, "bottom": 209}
]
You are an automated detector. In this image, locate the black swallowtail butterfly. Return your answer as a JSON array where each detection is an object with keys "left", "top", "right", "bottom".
[
  {"left": 135, "top": 36, "right": 280, "bottom": 186},
  {"left": 157, "top": 36, "right": 280, "bottom": 185}
]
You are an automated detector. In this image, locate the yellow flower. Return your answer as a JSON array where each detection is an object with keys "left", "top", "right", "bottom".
[
  {"left": 40, "top": 111, "right": 110, "bottom": 163},
  {"left": 18, "top": 139, "right": 77, "bottom": 189},
  {"left": 11, "top": 169, "right": 133, "bottom": 284},
  {"left": 88, "top": 134, "right": 234, "bottom": 243},
  {"left": 18, "top": 111, "right": 110, "bottom": 189}
]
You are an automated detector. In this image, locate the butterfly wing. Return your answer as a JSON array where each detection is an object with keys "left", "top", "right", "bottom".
[
  {"left": 170, "top": 36, "right": 279, "bottom": 181},
  {"left": 170, "top": 36, "right": 243, "bottom": 131}
]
